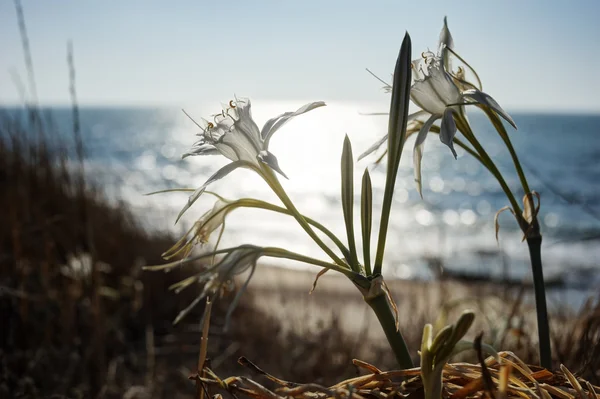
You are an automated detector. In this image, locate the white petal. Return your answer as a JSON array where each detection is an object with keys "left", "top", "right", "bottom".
[
  {"left": 218, "top": 128, "right": 261, "bottom": 163},
  {"left": 438, "top": 17, "right": 454, "bottom": 71},
  {"left": 261, "top": 101, "right": 326, "bottom": 146},
  {"left": 413, "top": 114, "right": 440, "bottom": 198},
  {"left": 196, "top": 199, "right": 230, "bottom": 242},
  {"left": 462, "top": 89, "right": 517, "bottom": 129},
  {"left": 258, "top": 150, "right": 288, "bottom": 179},
  {"left": 358, "top": 110, "right": 430, "bottom": 161},
  {"left": 438, "top": 17, "right": 454, "bottom": 54},
  {"left": 358, "top": 133, "right": 388, "bottom": 161},
  {"left": 439, "top": 108, "right": 458, "bottom": 159},
  {"left": 182, "top": 143, "right": 219, "bottom": 158},
  {"left": 175, "top": 161, "right": 247, "bottom": 224},
  {"left": 411, "top": 60, "right": 461, "bottom": 115},
  {"left": 232, "top": 98, "right": 263, "bottom": 149}
]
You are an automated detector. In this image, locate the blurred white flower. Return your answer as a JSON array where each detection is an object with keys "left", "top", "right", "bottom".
[
  {"left": 163, "top": 197, "right": 232, "bottom": 260},
  {"left": 172, "top": 245, "right": 262, "bottom": 326}
]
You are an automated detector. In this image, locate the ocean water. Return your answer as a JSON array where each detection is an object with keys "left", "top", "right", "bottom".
[{"left": 3, "top": 102, "right": 600, "bottom": 294}]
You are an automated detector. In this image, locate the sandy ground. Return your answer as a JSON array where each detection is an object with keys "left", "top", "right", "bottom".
[{"left": 245, "top": 264, "right": 517, "bottom": 348}]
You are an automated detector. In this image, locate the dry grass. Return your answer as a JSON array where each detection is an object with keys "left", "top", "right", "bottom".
[{"left": 194, "top": 351, "right": 600, "bottom": 399}]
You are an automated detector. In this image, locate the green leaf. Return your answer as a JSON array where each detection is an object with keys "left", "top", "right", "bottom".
[
  {"left": 341, "top": 135, "right": 359, "bottom": 271},
  {"left": 361, "top": 169, "right": 373, "bottom": 275},
  {"left": 374, "top": 32, "right": 412, "bottom": 275},
  {"left": 429, "top": 325, "right": 453, "bottom": 355}
]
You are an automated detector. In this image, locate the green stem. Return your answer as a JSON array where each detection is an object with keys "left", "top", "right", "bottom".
[
  {"left": 456, "top": 116, "right": 523, "bottom": 217},
  {"left": 260, "top": 166, "right": 348, "bottom": 268},
  {"left": 364, "top": 291, "right": 413, "bottom": 369},
  {"left": 482, "top": 107, "right": 531, "bottom": 194},
  {"left": 526, "top": 236, "right": 552, "bottom": 369}
]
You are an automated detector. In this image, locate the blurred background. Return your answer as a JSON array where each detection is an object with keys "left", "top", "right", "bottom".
[{"left": 1, "top": 1, "right": 599, "bottom": 398}]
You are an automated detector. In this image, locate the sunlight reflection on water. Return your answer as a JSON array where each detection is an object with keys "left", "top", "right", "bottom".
[{"left": 18, "top": 101, "right": 597, "bottom": 299}]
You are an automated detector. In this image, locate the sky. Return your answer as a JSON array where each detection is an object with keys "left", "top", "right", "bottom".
[{"left": 1, "top": 0, "right": 599, "bottom": 112}]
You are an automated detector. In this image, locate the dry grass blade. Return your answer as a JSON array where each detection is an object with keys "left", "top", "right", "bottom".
[
  {"left": 198, "top": 352, "right": 600, "bottom": 399},
  {"left": 238, "top": 357, "right": 298, "bottom": 388},
  {"left": 353, "top": 359, "right": 382, "bottom": 374},
  {"left": 475, "top": 333, "right": 497, "bottom": 399},
  {"left": 309, "top": 268, "right": 329, "bottom": 294},
  {"left": 561, "top": 364, "right": 587, "bottom": 399}
]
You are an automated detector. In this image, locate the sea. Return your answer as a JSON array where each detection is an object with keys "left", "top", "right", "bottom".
[{"left": 3, "top": 101, "right": 600, "bottom": 305}]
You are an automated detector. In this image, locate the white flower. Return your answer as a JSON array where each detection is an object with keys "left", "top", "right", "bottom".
[
  {"left": 179, "top": 97, "right": 325, "bottom": 221},
  {"left": 362, "top": 18, "right": 517, "bottom": 197},
  {"left": 411, "top": 18, "right": 516, "bottom": 197}
]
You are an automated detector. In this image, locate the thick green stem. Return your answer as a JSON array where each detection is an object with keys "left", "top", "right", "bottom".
[
  {"left": 526, "top": 235, "right": 552, "bottom": 369},
  {"left": 364, "top": 290, "right": 413, "bottom": 369}
]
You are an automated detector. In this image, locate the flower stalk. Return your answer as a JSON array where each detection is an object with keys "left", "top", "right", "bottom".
[
  {"left": 364, "top": 285, "right": 413, "bottom": 368},
  {"left": 362, "top": 17, "right": 552, "bottom": 368}
]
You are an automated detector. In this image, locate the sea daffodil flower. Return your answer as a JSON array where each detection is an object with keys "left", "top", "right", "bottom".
[
  {"left": 362, "top": 18, "right": 516, "bottom": 197},
  {"left": 179, "top": 97, "right": 325, "bottom": 221}
]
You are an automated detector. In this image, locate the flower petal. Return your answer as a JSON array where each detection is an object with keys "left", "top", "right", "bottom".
[
  {"left": 411, "top": 60, "right": 461, "bottom": 115},
  {"left": 438, "top": 17, "right": 454, "bottom": 71},
  {"left": 258, "top": 150, "right": 288, "bottom": 179},
  {"left": 358, "top": 133, "right": 388, "bottom": 161},
  {"left": 175, "top": 161, "right": 248, "bottom": 224},
  {"left": 462, "top": 89, "right": 517, "bottom": 129},
  {"left": 413, "top": 114, "right": 440, "bottom": 198},
  {"left": 182, "top": 143, "right": 220, "bottom": 158},
  {"left": 438, "top": 17, "right": 454, "bottom": 54},
  {"left": 218, "top": 127, "right": 261, "bottom": 163},
  {"left": 232, "top": 98, "right": 263, "bottom": 149},
  {"left": 261, "top": 101, "right": 326, "bottom": 146},
  {"left": 439, "top": 108, "right": 458, "bottom": 159},
  {"left": 358, "top": 110, "right": 429, "bottom": 161}
]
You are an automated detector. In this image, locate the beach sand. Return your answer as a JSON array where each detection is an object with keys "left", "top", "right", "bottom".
[{"left": 245, "top": 264, "right": 515, "bottom": 349}]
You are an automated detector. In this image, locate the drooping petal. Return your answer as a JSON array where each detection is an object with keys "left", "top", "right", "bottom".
[
  {"left": 358, "top": 110, "right": 429, "bottom": 161},
  {"left": 413, "top": 114, "right": 440, "bottom": 198},
  {"left": 261, "top": 101, "right": 326, "bottom": 146},
  {"left": 358, "top": 133, "right": 388, "bottom": 161},
  {"left": 214, "top": 246, "right": 260, "bottom": 280},
  {"left": 462, "top": 89, "right": 517, "bottom": 129},
  {"left": 439, "top": 108, "right": 458, "bottom": 159},
  {"left": 258, "top": 150, "right": 288, "bottom": 179},
  {"left": 175, "top": 161, "right": 248, "bottom": 224},
  {"left": 195, "top": 199, "right": 231, "bottom": 243}
]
